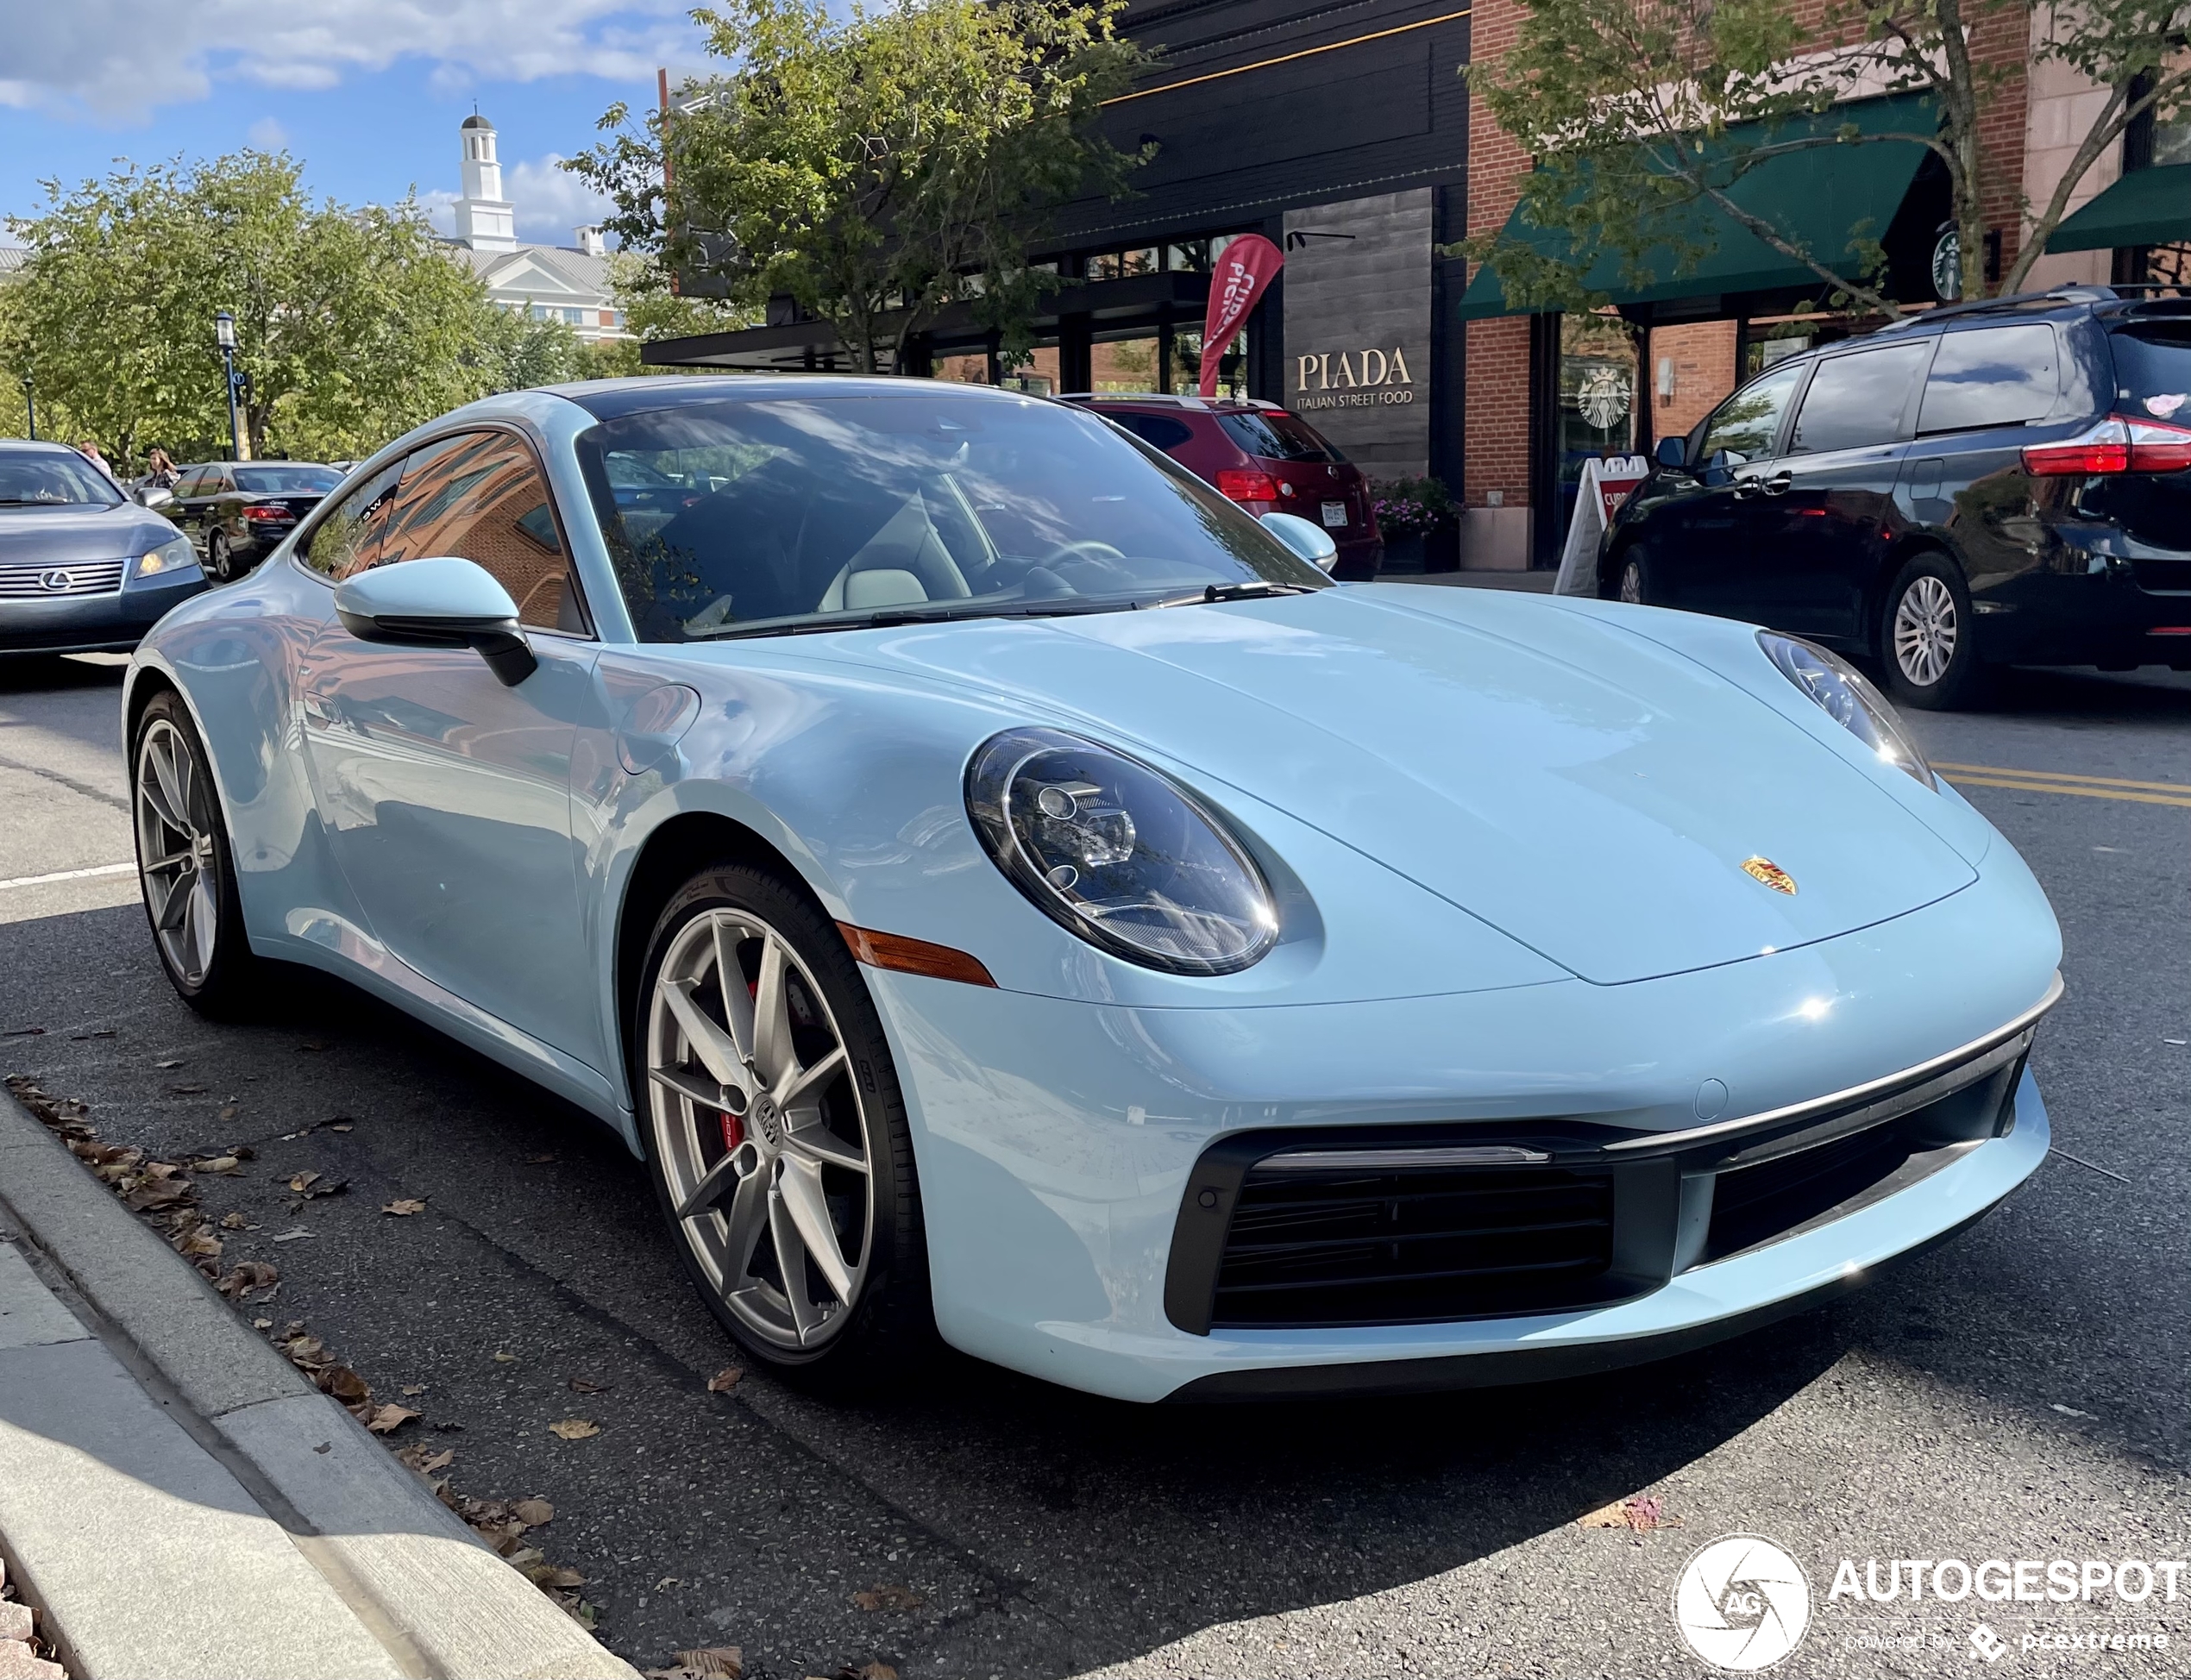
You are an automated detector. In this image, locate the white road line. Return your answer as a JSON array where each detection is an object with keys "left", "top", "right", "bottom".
[{"left": 0, "top": 862, "right": 137, "bottom": 892}]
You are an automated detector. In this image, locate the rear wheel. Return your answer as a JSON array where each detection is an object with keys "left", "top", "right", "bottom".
[
  {"left": 132, "top": 692, "right": 263, "bottom": 1016},
  {"left": 635, "top": 864, "right": 932, "bottom": 1386},
  {"left": 1880, "top": 552, "right": 1987, "bottom": 709},
  {"left": 206, "top": 531, "right": 233, "bottom": 583}
]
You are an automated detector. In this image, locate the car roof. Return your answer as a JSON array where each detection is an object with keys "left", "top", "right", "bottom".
[
  {"left": 0, "top": 439, "right": 86, "bottom": 457},
  {"left": 549, "top": 373, "right": 1082, "bottom": 423},
  {"left": 1058, "top": 392, "right": 1283, "bottom": 413}
]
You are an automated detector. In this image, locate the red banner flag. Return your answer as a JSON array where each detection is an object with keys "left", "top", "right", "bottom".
[{"left": 1197, "top": 235, "right": 1284, "bottom": 398}]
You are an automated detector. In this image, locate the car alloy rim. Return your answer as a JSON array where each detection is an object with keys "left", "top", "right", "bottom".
[
  {"left": 134, "top": 718, "right": 220, "bottom": 987},
  {"left": 645, "top": 909, "right": 873, "bottom": 1351},
  {"left": 1893, "top": 574, "right": 1957, "bottom": 687},
  {"left": 1619, "top": 561, "right": 1643, "bottom": 605}
]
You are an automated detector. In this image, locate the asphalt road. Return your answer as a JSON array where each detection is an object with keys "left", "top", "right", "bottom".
[{"left": 0, "top": 645, "right": 2186, "bottom": 1680}]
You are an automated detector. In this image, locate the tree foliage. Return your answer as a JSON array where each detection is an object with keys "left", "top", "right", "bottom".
[
  {"left": 568, "top": 0, "right": 1151, "bottom": 373},
  {"left": 1466, "top": 0, "right": 2191, "bottom": 317},
  {"left": 1, "top": 153, "right": 500, "bottom": 467}
]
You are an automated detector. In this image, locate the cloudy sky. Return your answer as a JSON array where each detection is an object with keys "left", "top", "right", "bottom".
[{"left": 0, "top": 1, "right": 716, "bottom": 241}]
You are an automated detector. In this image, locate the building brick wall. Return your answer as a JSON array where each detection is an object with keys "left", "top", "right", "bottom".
[{"left": 1645, "top": 321, "right": 1741, "bottom": 444}]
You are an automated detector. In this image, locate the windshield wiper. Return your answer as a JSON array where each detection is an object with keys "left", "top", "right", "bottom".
[
  {"left": 1148, "top": 580, "right": 1322, "bottom": 610},
  {"left": 694, "top": 598, "right": 1137, "bottom": 642}
]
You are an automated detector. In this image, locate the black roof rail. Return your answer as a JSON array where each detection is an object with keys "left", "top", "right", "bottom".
[{"left": 1873, "top": 286, "right": 2118, "bottom": 333}]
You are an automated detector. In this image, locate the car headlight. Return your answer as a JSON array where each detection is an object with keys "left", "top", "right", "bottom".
[
  {"left": 133, "top": 536, "right": 199, "bottom": 580},
  {"left": 1759, "top": 631, "right": 1935, "bottom": 789},
  {"left": 966, "top": 727, "right": 1280, "bottom": 974}
]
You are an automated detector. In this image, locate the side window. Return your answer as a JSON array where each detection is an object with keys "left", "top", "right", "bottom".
[
  {"left": 1917, "top": 325, "right": 2059, "bottom": 434},
  {"left": 1108, "top": 411, "right": 1196, "bottom": 452},
  {"left": 375, "top": 430, "right": 587, "bottom": 633},
  {"left": 302, "top": 459, "right": 402, "bottom": 580},
  {"left": 173, "top": 471, "right": 209, "bottom": 498},
  {"left": 1788, "top": 343, "right": 1933, "bottom": 454},
  {"left": 1698, "top": 364, "right": 1805, "bottom": 465}
]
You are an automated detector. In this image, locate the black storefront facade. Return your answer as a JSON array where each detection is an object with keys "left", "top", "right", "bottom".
[{"left": 646, "top": 0, "right": 1478, "bottom": 486}]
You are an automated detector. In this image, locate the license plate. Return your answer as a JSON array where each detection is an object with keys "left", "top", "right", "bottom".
[{"left": 1321, "top": 501, "right": 1348, "bottom": 529}]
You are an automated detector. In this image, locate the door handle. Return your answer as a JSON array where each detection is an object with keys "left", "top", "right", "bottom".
[{"left": 1736, "top": 471, "right": 1794, "bottom": 498}]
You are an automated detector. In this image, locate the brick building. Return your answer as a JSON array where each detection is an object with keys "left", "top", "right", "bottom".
[{"left": 650, "top": 0, "right": 2190, "bottom": 573}]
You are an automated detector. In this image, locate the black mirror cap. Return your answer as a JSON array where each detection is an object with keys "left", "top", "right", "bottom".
[
  {"left": 334, "top": 606, "right": 537, "bottom": 686},
  {"left": 1654, "top": 435, "right": 1689, "bottom": 470}
]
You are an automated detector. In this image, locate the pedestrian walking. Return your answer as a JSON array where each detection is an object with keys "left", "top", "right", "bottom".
[
  {"left": 145, "top": 446, "right": 179, "bottom": 489},
  {"left": 73, "top": 439, "right": 111, "bottom": 476}
]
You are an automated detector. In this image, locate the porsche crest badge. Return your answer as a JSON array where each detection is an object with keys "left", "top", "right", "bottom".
[{"left": 1742, "top": 856, "right": 1798, "bottom": 895}]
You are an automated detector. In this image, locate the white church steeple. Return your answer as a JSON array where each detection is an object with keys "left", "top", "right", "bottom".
[{"left": 455, "top": 112, "right": 517, "bottom": 251}]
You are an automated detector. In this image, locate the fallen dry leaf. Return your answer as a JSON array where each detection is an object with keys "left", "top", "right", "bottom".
[
  {"left": 674, "top": 1650, "right": 744, "bottom": 1679},
  {"left": 270, "top": 1227, "right": 314, "bottom": 1243},
  {"left": 220, "top": 1212, "right": 248, "bottom": 1230},
  {"left": 567, "top": 1376, "right": 608, "bottom": 1395},
  {"left": 214, "top": 1262, "right": 281, "bottom": 1299},
  {"left": 844, "top": 1664, "right": 898, "bottom": 1680},
  {"left": 329, "top": 1122, "right": 354, "bottom": 1132},
  {"left": 851, "top": 1583, "right": 922, "bottom": 1613},
  {"left": 512, "top": 1497, "right": 555, "bottom": 1526},
  {"left": 319, "top": 1366, "right": 370, "bottom": 1405},
  {"left": 706, "top": 1367, "right": 744, "bottom": 1395},
  {"left": 367, "top": 1403, "right": 421, "bottom": 1435},
  {"left": 493, "top": 1350, "right": 518, "bottom": 1363},
  {"left": 381, "top": 1198, "right": 427, "bottom": 1216},
  {"left": 178, "top": 1228, "right": 223, "bottom": 1261},
  {"left": 196, "top": 1154, "right": 242, "bottom": 1175},
  {"left": 1578, "top": 1495, "right": 1674, "bottom": 1533},
  {"left": 155, "top": 1058, "right": 183, "bottom": 1069},
  {"left": 400, "top": 1383, "right": 426, "bottom": 1396},
  {"left": 548, "top": 1419, "right": 600, "bottom": 1442},
  {"left": 218, "top": 1104, "right": 238, "bottom": 1122},
  {"left": 527, "top": 1564, "right": 587, "bottom": 1590},
  {"left": 288, "top": 1171, "right": 320, "bottom": 1194},
  {"left": 253, "top": 1316, "right": 273, "bottom": 1330}
]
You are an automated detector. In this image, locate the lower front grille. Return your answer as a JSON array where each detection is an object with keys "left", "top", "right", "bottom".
[
  {"left": 1209, "top": 1161, "right": 1618, "bottom": 1329},
  {"left": 0, "top": 560, "right": 128, "bottom": 598},
  {"left": 1703, "top": 1123, "right": 1923, "bottom": 1263}
]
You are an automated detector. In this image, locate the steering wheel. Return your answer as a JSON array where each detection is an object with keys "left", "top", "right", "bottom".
[{"left": 1040, "top": 540, "right": 1129, "bottom": 572}]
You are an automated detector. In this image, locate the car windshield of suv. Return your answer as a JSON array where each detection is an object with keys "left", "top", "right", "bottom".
[
  {"left": 234, "top": 466, "right": 342, "bottom": 494},
  {"left": 2109, "top": 329, "right": 2191, "bottom": 423},
  {"left": 576, "top": 391, "right": 1330, "bottom": 642},
  {"left": 0, "top": 452, "right": 122, "bottom": 509},
  {"left": 1218, "top": 411, "right": 1343, "bottom": 462}
]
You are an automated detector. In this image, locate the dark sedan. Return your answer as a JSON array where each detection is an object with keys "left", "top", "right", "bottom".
[
  {"left": 169, "top": 461, "right": 342, "bottom": 581},
  {"left": 0, "top": 442, "right": 206, "bottom": 655}
]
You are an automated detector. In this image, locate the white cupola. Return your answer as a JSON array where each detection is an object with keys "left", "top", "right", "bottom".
[{"left": 455, "top": 113, "right": 517, "bottom": 251}]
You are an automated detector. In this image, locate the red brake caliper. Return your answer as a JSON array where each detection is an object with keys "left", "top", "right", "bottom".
[{"left": 720, "top": 1109, "right": 744, "bottom": 1152}]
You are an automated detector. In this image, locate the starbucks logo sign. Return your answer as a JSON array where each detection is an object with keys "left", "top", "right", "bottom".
[
  {"left": 1932, "top": 228, "right": 1962, "bottom": 302},
  {"left": 1577, "top": 366, "right": 1632, "bottom": 431}
]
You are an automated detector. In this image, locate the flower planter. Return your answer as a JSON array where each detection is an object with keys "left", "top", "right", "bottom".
[
  {"left": 1379, "top": 533, "right": 1427, "bottom": 574},
  {"left": 1424, "top": 524, "right": 1460, "bottom": 572}
]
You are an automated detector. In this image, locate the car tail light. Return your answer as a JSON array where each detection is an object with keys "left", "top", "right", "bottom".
[
  {"left": 2022, "top": 415, "right": 2191, "bottom": 475},
  {"left": 1215, "top": 467, "right": 1281, "bottom": 504},
  {"left": 242, "top": 503, "right": 289, "bottom": 521}
]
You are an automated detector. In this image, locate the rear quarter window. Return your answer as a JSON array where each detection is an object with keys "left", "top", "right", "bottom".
[
  {"left": 1218, "top": 411, "right": 1343, "bottom": 462},
  {"left": 1105, "top": 411, "right": 1196, "bottom": 452},
  {"left": 1917, "top": 324, "right": 2059, "bottom": 434}
]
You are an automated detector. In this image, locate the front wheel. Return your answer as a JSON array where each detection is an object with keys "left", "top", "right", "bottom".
[
  {"left": 1880, "top": 553, "right": 1987, "bottom": 709},
  {"left": 132, "top": 692, "right": 264, "bottom": 1016},
  {"left": 634, "top": 864, "right": 932, "bottom": 1387},
  {"left": 1608, "top": 548, "right": 1653, "bottom": 605}
]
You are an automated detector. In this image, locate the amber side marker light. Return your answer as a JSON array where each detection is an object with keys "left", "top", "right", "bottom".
[{"left": 838, "top": 923, "right": 997, "bottom": 987}]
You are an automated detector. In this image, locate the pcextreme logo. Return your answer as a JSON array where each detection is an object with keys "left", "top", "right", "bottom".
[{"left": 1673, "top": 1534, "right": 1813, "bottom": 1671}]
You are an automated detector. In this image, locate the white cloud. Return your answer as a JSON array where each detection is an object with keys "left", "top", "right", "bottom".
[
  {"left": 6, "top": 1, "right": 706, "bottom": 123},
  {"left": 503, "top": 154, "right": 612, "bottom": 240},
  {"left": 246, "top": 116, "right": 288, "bottom": 150}
]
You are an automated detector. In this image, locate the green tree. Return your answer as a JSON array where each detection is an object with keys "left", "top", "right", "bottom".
[
  {"left": 568, "top": 0, "right": 1150, "bottom": 373},
  {"left": 2, "top": 153, "right": 499, "bottom": 467},
  {"left": 474, "top": 305, "right": 597, "bottom": 391},
  {"left": 1465, "top": 0, "right": 2191, "bottom": 317}
]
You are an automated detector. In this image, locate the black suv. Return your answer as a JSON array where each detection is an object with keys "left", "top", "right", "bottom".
[{"left": 1600, "top": 287, "right": 2191, "bottom": 706}]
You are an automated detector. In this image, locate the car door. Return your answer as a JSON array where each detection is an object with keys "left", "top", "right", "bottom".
[
  {"left": 296, "top": 429, "right": 606, "bottom": 1067},
  {"left": 171, "top": 468, "right": 217, "bottom": 556},
  {"left": 1747, "top": 340, "right": 1933, "bottom": 642},
  {"left": 1644, "top": 361, "right": 1805, "bottom": 611}
]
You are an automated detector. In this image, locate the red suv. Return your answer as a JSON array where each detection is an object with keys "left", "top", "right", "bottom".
[{"left": 1061, "top": 394, "right": 1382, "bottom": 580}]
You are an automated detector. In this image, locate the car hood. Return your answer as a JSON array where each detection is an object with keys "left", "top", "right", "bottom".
[
  {"left": 811, "top": 586, "right": 1979, "bottom": 985},
  {"left": 0, "top": 505, "right": 173, "bottom": 565}
]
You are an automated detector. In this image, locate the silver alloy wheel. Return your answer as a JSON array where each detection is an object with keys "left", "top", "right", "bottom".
[
  {"left": 1893, "top": 574, "right": 1957, "bottom": 687},
  {"left": 134, "top": 718, "right": 220, "bottom": 987},
  {"left": 645, "top": 908, "right": 873, "bottom": 1351},
  {"left": 1618, "top": 560, "right": 1644, "bottom": 605},
  {"left": 207, "top": 534, "right": 229, "bottom": 582}
]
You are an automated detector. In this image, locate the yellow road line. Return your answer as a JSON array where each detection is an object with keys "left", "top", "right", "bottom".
[
  {"left": 1932, "top": 762, "right": 2191, "bottom": 795},
  {"left": 1102, "top": 9, "right": 1472, "bottom": 106},
  {"left": 1945, "top": 775, "right": 2191, "bottom": 810}
]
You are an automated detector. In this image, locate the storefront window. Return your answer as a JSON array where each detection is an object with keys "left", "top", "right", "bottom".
[
  {"left": 1556, "top": 312, "right": 1640, "bottom": 546},
  {"left": 1001, "top": 345, "right": 1061, "bottom": 396},
  {"left": 932, "top": 351, "right": 992, "bottom": 385},
  {"left": 1091, "top": 334, "right": 1162, "bottom": 392}
]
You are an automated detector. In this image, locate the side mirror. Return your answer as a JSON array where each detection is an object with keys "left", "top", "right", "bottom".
[
  {"left": 1260, "top": 511, "right": 1339, "bottom": 574},
  {"left": 333, "top": 556, "right": 537, "bottom": 686},
  {"left": 1654, "top": 436, "right": 1688, "bottom": 471},
  {"left": 136, "top": 486, "right": 176, "bottom": 510}
]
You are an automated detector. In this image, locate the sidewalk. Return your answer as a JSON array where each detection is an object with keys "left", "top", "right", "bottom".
[{"left": 0, "top": 1091, "right": 639, "bottom": 1680}]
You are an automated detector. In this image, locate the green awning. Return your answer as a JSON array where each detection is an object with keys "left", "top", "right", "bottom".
[
  {"left": 2045, "top": 163, "right": 2191, "bottom": 254},
  {"left": 1460, "top": 93, "right": 1936, "bottom": 319}
]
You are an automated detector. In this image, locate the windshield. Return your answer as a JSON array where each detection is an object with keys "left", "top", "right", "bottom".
[
  {"left": 1219, "top": 411, "right": 1343, "bottom": 463},
  {"left": 235, "top": 466, "right": 341, "bottom": 494},
  {"left": 575, "top": 391, "right": 1330, "bottom": 641},
  {"left": 0, "top": 451, "right": 122, "bottom": 509}
]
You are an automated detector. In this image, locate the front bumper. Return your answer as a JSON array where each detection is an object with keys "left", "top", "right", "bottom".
[
  {"left": 0, "top": 574, "right": 208, "bottom": 655},
  {"left": 868, "top": 874, "right": 2058, "bottom": 1402}
]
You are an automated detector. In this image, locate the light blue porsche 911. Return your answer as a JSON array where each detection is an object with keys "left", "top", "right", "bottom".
[{"left": 123, "top": 378, "right": 2062, "bottom": 1402}]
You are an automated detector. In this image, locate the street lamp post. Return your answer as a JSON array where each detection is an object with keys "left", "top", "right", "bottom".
[
  {"left": 18, "top": 375, "right": 33, "bottom": 442},
  {"left": 214, "top": 310, "right": 245, "bottom": 461}
]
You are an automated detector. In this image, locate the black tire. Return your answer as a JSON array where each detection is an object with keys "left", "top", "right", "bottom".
[
  {"left": 1608, "top": 546, "right": 1653, "bottom": 605},
  {"left": 131, "top": 690, "right": 265, "bottom": 1017},
  {"left": 1879, "top": 551, "right": 1987, "bottom": 710},
  {"left": 631, "top": 862, "right": 932, "bottom": 1389},
  {"left": 206, "top": 531, "right": 232, "bottom": 583}
]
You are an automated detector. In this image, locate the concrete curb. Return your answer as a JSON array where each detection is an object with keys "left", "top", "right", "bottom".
[{"left": 0, "top": 1090, "right": 638, "bottom": 1680}]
